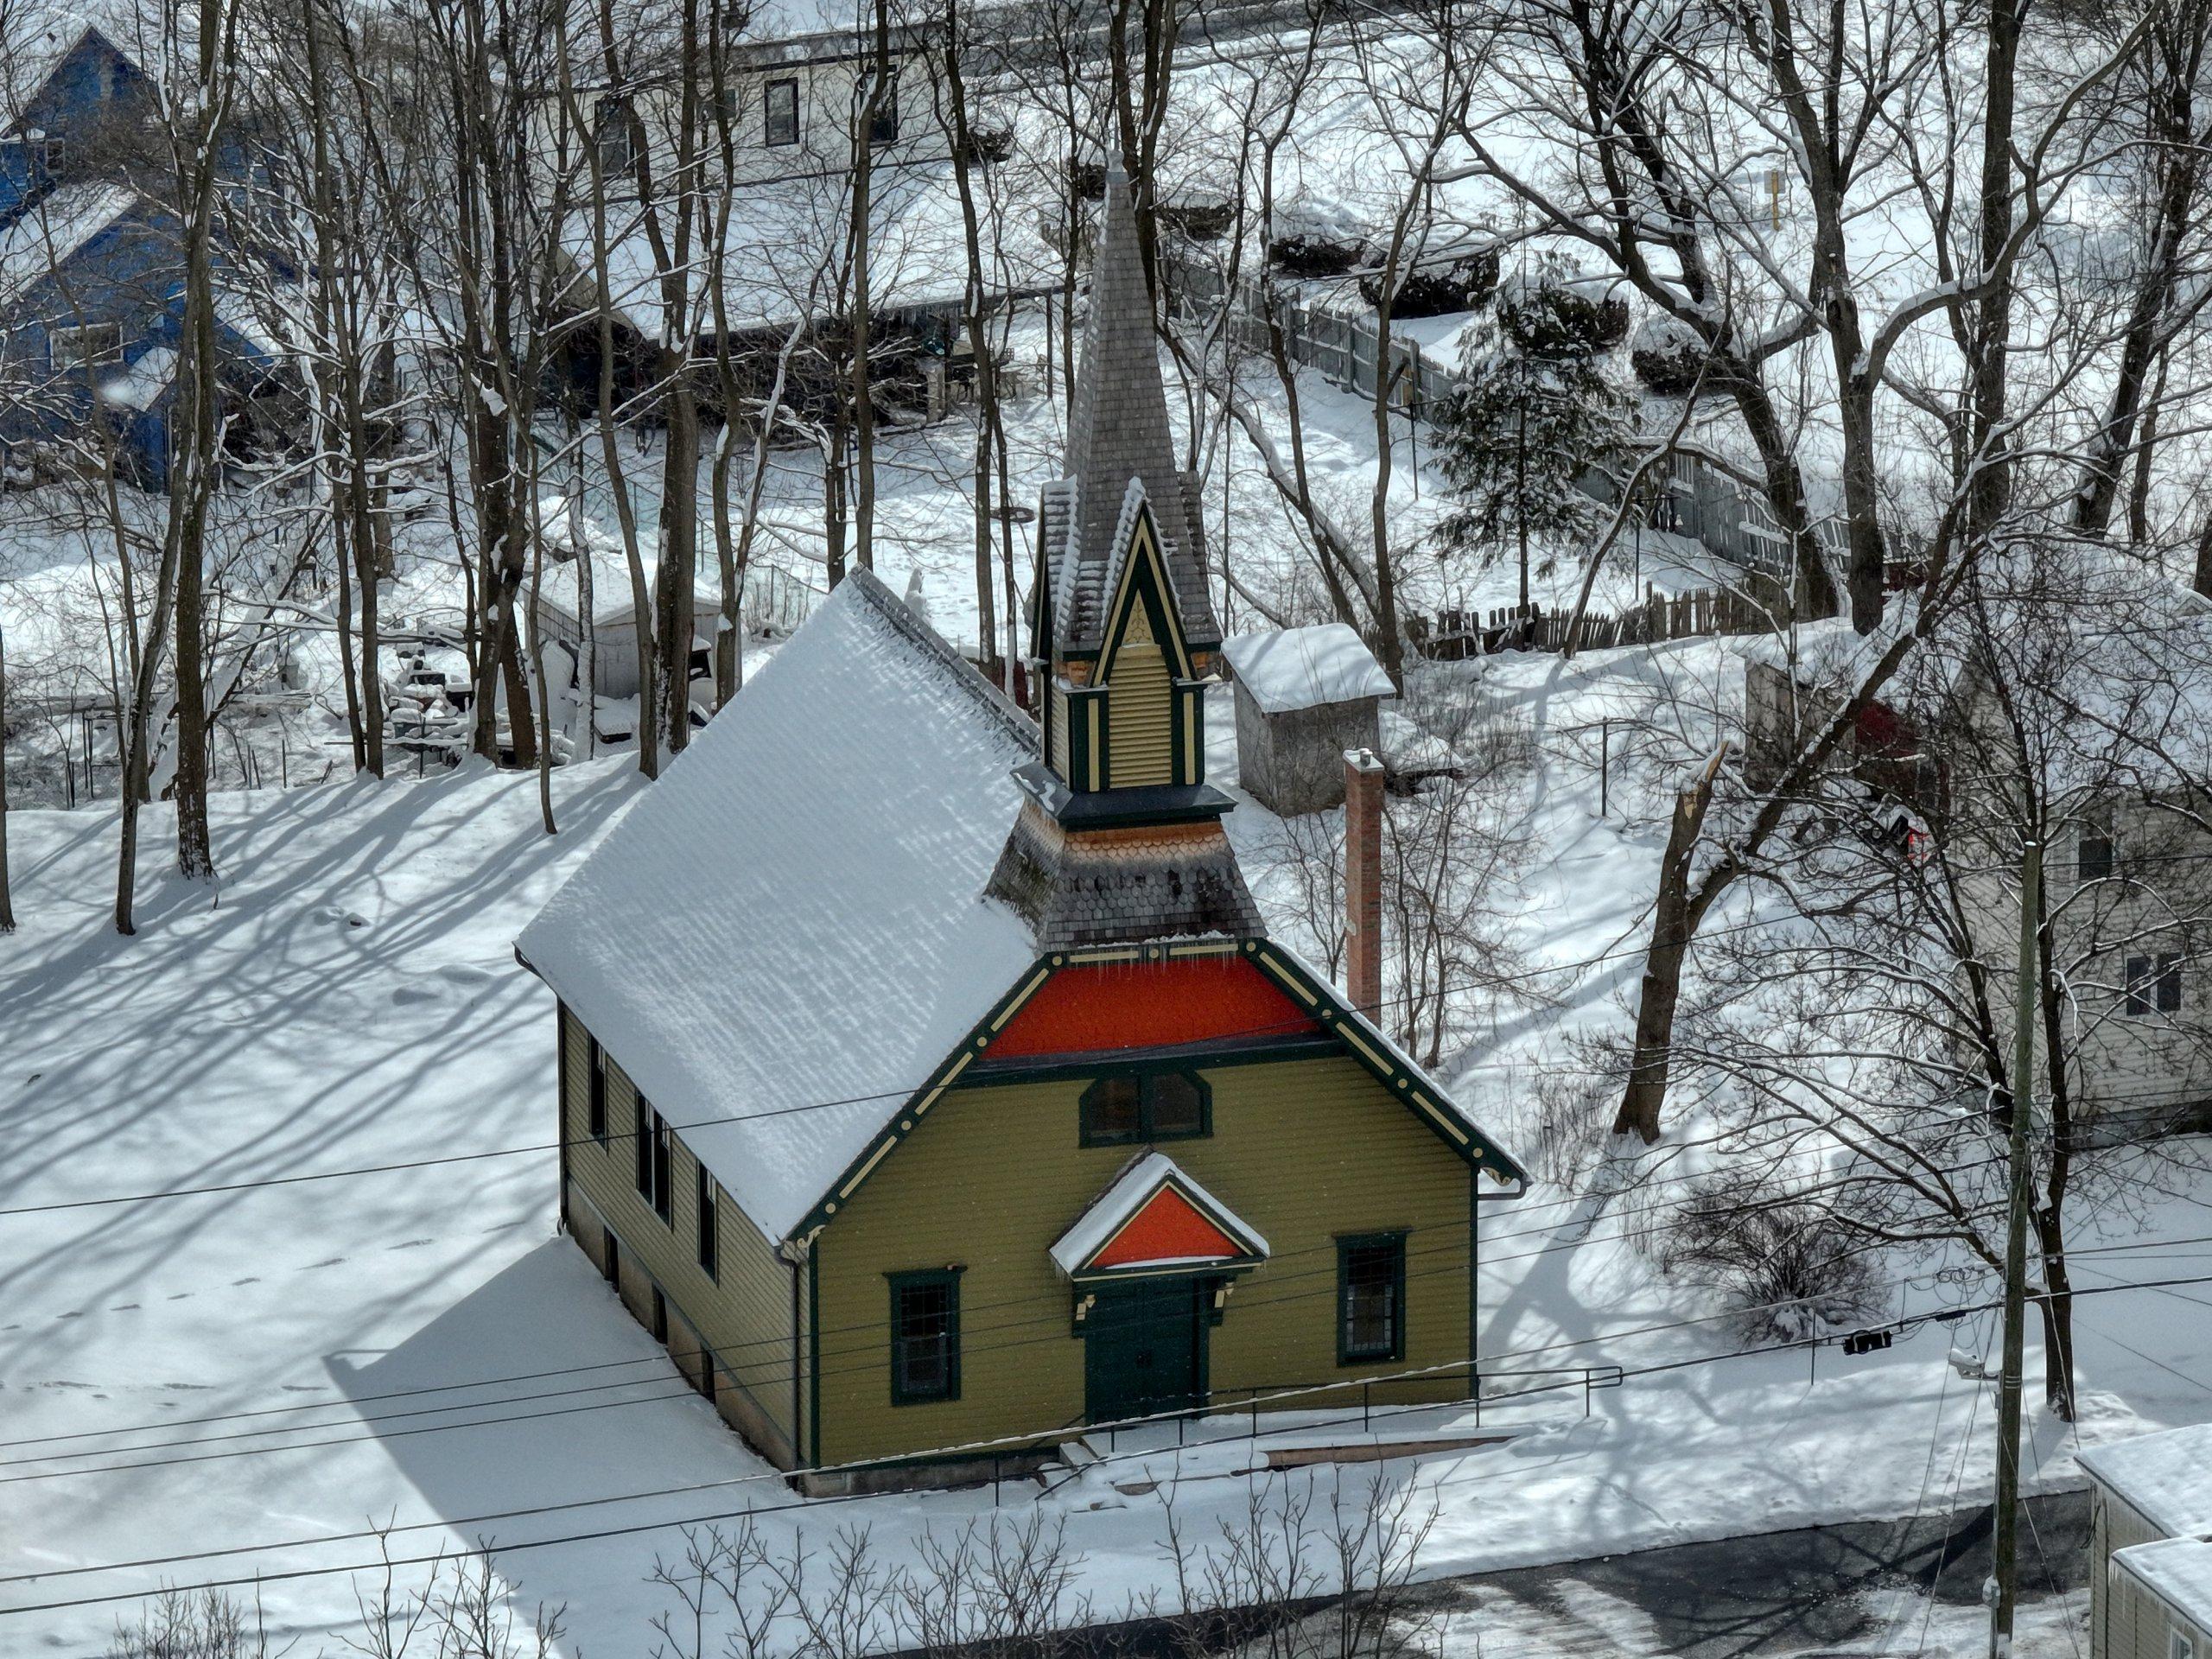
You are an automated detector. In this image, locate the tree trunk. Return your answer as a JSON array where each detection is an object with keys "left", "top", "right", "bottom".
[
  {"left": 0, "top": 613, "right": 14, "bottom": 932},
  {"left": 657, "top": 379, "right": 702, "bottom": 759},
  {"left": 1614, "top": 746, "right": 1727, "bottom": 1141}
]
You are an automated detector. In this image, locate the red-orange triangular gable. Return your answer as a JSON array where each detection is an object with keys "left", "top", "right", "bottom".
[
  {"left": 989, "top": 955, "right": 1321, "bottom": 1058},
  {"left": 1091, "top": 1183, "right": 1249, "bottom": 1268}
]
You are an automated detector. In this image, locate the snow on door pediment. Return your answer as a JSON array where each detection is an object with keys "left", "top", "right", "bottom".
[{"left": 1050, "top": 1151, "right": 1268, "bottom": 1281}]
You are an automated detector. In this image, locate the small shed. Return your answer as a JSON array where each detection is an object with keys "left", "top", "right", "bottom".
[
  {"left": 1220, "top": 623, "right": 1395, "bottom": 816},
  {"left": 2079, "top": 1423, "right": 2212, "bottom": 1659}
]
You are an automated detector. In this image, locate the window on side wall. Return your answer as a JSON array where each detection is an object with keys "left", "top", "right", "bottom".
[
  {"left": 888, "top": 1269, "right": 960, "bottom": 1404},
  {"left": 696, "top": 1164, "right": 718, "bottom": 1280},
  {"left": 765, "top": 77, "right": 799, "bottom": 147},
  {"left": 867, "top": 71, "right": 898, "bottom": 145},
  {"left": 2077, "top": 830, "right": 2115, "bottom": 884},
  {"left": 1338, "top": 1233, "right": 1406, "bottom": 1364},
  {"left": 634, "top": 1097, "right": 672, "bottom": 1221},
  {"left": 50, "top": 322, "right": 123, "bottom": 372},
  {"left": 594, "top": 95, "right": 637, "bottom": 178},
  {"left": 2171, "top": 1630, "right": 2195, "bottom": 1659},
  {"left": 587, "top": 1036, "right": 609, "bottom": 1141},
  {"left": 2125, "top": 953, "right": 2183, "bottom": 1017}
]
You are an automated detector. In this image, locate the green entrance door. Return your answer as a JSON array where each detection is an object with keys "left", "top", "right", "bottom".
[{"left": 1084, "top": 1276, "right": 1206, "bottom": 1424}]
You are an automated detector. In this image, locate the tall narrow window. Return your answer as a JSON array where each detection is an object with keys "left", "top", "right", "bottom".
[
  {"left": 867, "top": 72, "right": 899, "bottom": 145},
  {"left": 888, "top": 1269, "right": 960, "bottom": 1404},
  {"left": 587, "top": 1036, "right": 608, "bottom": 1141},
  {"left": 635, "top": 1098, "right": 672, "bottom": 1221},
  {"left": 764, "top": 77, "right": 798, "bottom": 147},
  {"left": 2077, "top": 830, "right": 2115, "bottom": 884},
  {"left": 594, "top": 95, "right": 637, "bottom": 177},
  {"left": 696, "top": 1164, "right": 719, "bottom": 1280},
  {"left": 1338, "top": 1234, "right": 1406, "bottom": 1363}
]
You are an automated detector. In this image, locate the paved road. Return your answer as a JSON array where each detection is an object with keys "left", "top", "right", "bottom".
[{"left": 1402, "top": 1491, "right": 2090, "bottom": 1658}]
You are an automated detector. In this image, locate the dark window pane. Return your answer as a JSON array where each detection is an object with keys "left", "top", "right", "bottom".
[
  {"left": 588, "top": 1039, "right": 608, "bottom": 1140},
  {"left": 766, "top": 79, "right": 798, "bottom": 146},
  {"left": 2079, "top": 833, "right": 2115, "bottom": 884},
  {"left": 895, "top": 1281, "right": 954, "bottom": 1399},
  {"left": 652, "top": 1121, "right": 673, "bottom": 1222},
  {"left": 1084, "top": 1076, "right": 1142, "bottom": 1143},
  {"left": 696, "top": 1166, "right": 718, "bottom": 1277},
  {"left": 2126, "top": 957, "right": 2153, "bottom": 1017},
  {"left": 1341, "top": 1240, "right": 1402, "bottom": 1360},
  {"left": 868, "top": 75, "right": 898, "bottom": 144},
  {"left": 2160, "top": 953, "right": 2183, "bottom": 1014},
  {"left": 635, "top": 1097, "right": 653, "bottom": 1196},
  {"left": 1147, "top": 1071, "right": 1206, "bottom": 1138}
]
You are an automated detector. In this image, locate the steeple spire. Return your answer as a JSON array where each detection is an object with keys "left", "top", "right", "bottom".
[{"left": 1044, "top": 159, "right": 1218, "bottom": 659}]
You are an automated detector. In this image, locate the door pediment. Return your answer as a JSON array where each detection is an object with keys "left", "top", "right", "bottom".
[{"left": 1051, "top": 1151, "right": 1268, "bottom": 1283}]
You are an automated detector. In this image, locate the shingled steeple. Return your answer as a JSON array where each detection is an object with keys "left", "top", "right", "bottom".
[
  {"left": 987, "top": 157, "right": 1260, "bottom": 952},
  {"left": 1038, "top": 160, "right": 1219, "bottom": 661}
]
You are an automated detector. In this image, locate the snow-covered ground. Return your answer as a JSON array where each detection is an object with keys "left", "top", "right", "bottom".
[{"left": 2, "top": 630, "right": 2207, "bottom": 1656}]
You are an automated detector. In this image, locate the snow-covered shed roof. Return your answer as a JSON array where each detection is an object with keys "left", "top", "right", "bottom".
[
  {"left": 516, "top": 566, "right": 1041, "bottom": 1243},
  {"left": 96, "top": 343, "right": 175, "bottom": 410},
  {"left": 1049, "top": 1150, "right": 1268, "bottom": 1278},
  {"left": 2079, "top": 1423, "right": 2212, "bottom": 1536},
  {"left": 1222, "top": 623, "right": 1395, "bottom": 715},
  {"left": 2115, "top": 1537, "right": 2212, "bottom": 1635}
]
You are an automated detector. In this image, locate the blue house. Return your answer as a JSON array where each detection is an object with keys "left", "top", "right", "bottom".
[{"left": 0, "top": 23, "right": 293, "bottom": 488}]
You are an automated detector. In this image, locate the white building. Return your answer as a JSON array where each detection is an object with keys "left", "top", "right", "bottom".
[{"left": 2079, "top": 1423, "right": 2212, "bottom": 1659}]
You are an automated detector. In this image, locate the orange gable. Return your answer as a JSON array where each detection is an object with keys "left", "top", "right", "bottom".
[
  {"left": 990, "top": 955, "right": 1321, "bottom": 1058},
  {"left": 1091, "top": 1184, "right": 1249, "bottom": 1268}
]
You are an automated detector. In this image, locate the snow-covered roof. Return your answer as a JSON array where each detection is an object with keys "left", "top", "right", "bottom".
[
  {"left": 572, "top": 161, "right": 1056, "bottom": 340},
  {"left": 516, "top": 566, "right": 1041, "bottom": 1242},
  {"left": 95, "top": 343, "right": 175, "bottom": 410},
  {"left": 1048, "top": 1150, "right": 1269, "bottom": 1278},
  {"left": 2079, "top": 1423, "right": 2212, "bottom": 1535},
  {"left": 1222, "top": 623, "right": 1395, "bottom": 715},
  {"left": 2114, "top": 1536, "right": 2212, "bottom": 1636},
  {"left": 0, "top": 180, "right": 136, "bottom": 307}
]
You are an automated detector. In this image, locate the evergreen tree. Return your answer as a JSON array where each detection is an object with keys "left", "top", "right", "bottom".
[{"left": 1433, "top": 264, "right": 1636, "bottom": 612}]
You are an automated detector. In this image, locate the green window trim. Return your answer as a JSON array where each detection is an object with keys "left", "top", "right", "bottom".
[
  {"left": 887, "top": 1268, "right": 963, "bottom": 1406},
  {"left": 1078, "top": 1065, "right": 1213, "bottom": 1147},
  {"left": 586, "top": 1035, "right": 609, "bottom": 1142},
  {"left": 696, "top": 1164, "right": 719, "bottom": 1281},
  {"left": 1336, "top": 1232, "right": 1408, "bottom": 1366}
]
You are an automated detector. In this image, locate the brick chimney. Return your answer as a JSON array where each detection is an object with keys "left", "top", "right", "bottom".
[{"left": 1343, "top": 748, "right": 1384, "bottom": 1019}]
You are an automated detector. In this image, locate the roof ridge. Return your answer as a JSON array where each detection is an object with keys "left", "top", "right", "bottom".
[{"left": 840, "top": 564, "right": 1038, "bottom": 751}]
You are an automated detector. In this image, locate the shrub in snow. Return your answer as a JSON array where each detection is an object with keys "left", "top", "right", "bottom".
[
  {"left": 1360, "top": 247, "right": 1501, "bottom": 318},
  {"left": 1268, "top": 230, "right": 1373, "bottom": 279},
  {"left": 1630, "top": 312, "right": 1710, "bottom": 396},
  {"left": 1497, "top": 268, "right": 1630, "bottom": 354},
  {"left": 1660, "top": 1168, "right": 1884, "bottom": 1340}
]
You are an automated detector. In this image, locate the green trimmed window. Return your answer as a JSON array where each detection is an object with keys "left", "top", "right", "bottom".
[
  {"left": 636, "top": 1098, "right": 672, "bottom": 1224},
  {"left": 1338, "top": 1233, "right": 1406, "bottom": 1363},
  {"left": 889, "top": 1269, "right": 961, "bottom": 1405},
  {"left": 696, "top": 1164, "right": 719, "bottom": 1280},
  {"left": 1080, "top": 1068, "right": 1211, "bottom": 1146},
  {"left": 586, "top": 1036, "right": 609, "bottom": 1141}
]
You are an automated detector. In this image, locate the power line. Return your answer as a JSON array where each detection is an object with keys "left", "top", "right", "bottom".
[{"left": 7, "top": 1262, "right": 2202, "bottom": 1621}]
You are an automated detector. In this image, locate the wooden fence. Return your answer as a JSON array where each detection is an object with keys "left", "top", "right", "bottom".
[{"left": 1410, "top": 583, "right": 1782, "bottom": 661}]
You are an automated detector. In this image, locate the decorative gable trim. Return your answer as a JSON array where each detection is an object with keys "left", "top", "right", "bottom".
[
  {"left": 789, "top": 937, "right": 1527, "bottom": 1246},
  {"left": 1050, "top": 1150, "right": 1268, "bottom": 1282},
  {"left": 1241, "top": 941, "right": 1530, "bottom": 1188},
  {"left": 1096, "top": 493, "right": 1194, "bottom": 686}
]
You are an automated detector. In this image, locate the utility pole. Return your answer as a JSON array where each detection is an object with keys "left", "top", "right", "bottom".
[{"left": 1989, "top": 833, "right": 2040, "bottom": 1659}]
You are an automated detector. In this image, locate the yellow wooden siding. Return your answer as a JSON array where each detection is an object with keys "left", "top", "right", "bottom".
[
  {"left": 1108, "top": 643, "right": 1174, "bottom": 787},
  {"left": 1048, "top": 682, "right": 1070, "bottom": 779},
  {"left": 559, "top": 1007, "right": 800, "bottom": 1463},
  {"left": 813, "top": 1053, "right": 1472, "bottom": 1467}
]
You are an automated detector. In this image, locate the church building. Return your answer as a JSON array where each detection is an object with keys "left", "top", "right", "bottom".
[{"left": 515, "top": 163, "right": 1527, "bottom": 1491}]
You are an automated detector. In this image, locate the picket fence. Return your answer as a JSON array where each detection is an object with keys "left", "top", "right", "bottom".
[{"left": 1411, "top": 582, "right": 1780, "bottom": 661}]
